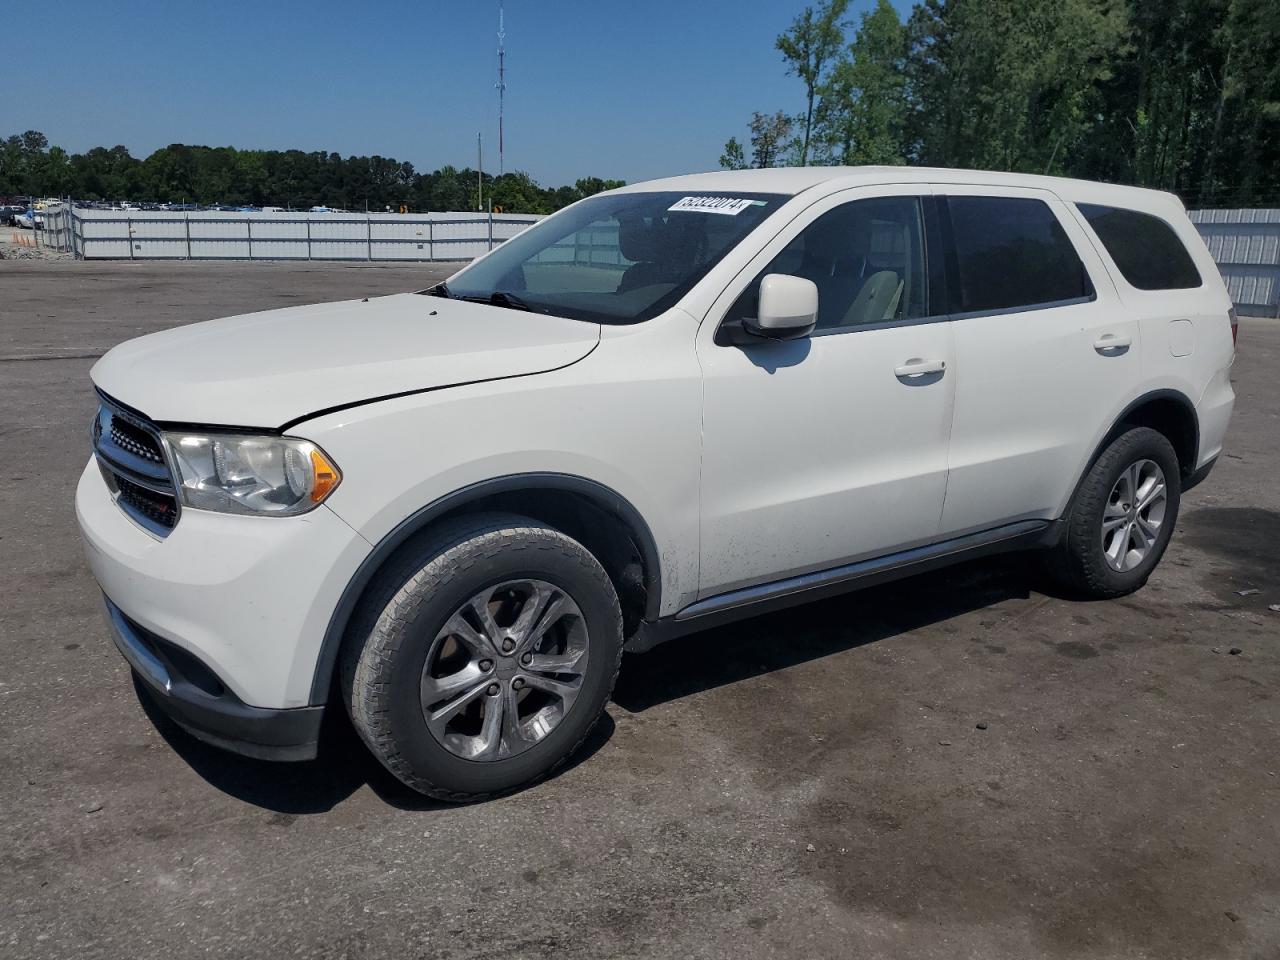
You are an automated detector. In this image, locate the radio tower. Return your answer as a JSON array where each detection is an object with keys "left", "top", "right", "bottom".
[{"left": 496, "top": 1, "right": 506, "bottom": 177}]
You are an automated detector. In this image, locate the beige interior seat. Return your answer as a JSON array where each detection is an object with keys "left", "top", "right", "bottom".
[{"left": 841, "top": 270, "right": 903, "bottom": 326}]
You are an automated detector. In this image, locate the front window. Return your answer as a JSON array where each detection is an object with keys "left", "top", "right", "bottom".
[
  {"left": 724, "top": 196, "right": 930, "bottom": 333},
  {"left": 436, "top": 191, "right": 787, "bottom": 324}
]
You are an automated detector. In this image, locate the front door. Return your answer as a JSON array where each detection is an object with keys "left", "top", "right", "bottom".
[{"left": 695, "top": 188, "right": 955, "bottom": 599}]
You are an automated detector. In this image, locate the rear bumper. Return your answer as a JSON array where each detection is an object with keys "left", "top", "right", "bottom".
[
  {"left": 1196, "top": 364, "right": 1235, "bottom": 470},
  {"left": 104, "top": 597, "right": 324, "bottom": 761}
]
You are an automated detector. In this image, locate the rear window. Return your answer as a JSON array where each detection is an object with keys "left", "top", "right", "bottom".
[
  {"left": 946, "top": 196, "right": 1094, "bottom": 314},
  {"left": 1077, "top": 203, "right": 1202, "bottom": 290}
]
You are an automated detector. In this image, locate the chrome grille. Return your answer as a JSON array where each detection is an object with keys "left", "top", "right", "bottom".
[
  {"left": 92, "top": 394, "right": 180, "bottom": 536},
  {"left": 115, "top": 473, "right": 179, "bottom": 528},
  {"left": 108, "top": 416, "right": 164, "bottom": 464}
]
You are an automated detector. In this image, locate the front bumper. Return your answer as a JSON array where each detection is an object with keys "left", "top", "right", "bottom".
[
  {"left": 105, "top": 597, "right": 324, "bottom": 761},
  {"left": 76, "top": 458, "right": 372, "bottom": 713}
]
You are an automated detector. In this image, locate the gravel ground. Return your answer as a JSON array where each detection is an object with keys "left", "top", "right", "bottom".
[
  {"left": 1, "top": 259, "right": 1277, "bottom": 959},
  {"left": 0, "top": 228, "right": 71, "bottom": 262}
]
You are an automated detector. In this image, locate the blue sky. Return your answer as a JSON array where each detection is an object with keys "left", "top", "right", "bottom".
[{"left": 10, "top": 0, "right": 911, "bottom": 187}]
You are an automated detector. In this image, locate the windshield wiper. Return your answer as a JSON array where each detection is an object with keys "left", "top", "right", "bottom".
[
  {"left": 425, "top": 281, "right": 452, "bottom": 298},
  {"left": 454, "top": 290, "right": 537, "bottom": 312},
  {"left": 488, "top": 291, "right": 534, "bottom": 312}
]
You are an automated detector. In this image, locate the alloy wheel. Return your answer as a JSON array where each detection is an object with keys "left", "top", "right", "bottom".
[
  {"left": 419, "top": 579, "right": 589, "bottom": 761},
  {"left": 1101, "top": 458, "right": 1167, "bottom": 572}
]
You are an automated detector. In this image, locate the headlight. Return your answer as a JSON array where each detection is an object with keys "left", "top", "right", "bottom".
[{"left": 164, "top": 432, "right": 341, "bottom": 516}]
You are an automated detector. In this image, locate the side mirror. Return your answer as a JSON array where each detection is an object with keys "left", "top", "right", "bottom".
[{"left": 746, "top": 274, "right": 818, "bottom": 340}]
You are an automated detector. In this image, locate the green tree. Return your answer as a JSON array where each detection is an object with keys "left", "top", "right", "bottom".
[
  {"left": 491, "top": 171, "right": 548, "bottom": 213},
  {"left": 720, "top": 0, "right": 1280, "bottom": 205},
  {"left": 748, "top": 111, "right": 796, "bottom": 168},
  {"left": 0, "top": 129, "right": 623, "bottom": 213},
  {"left": 20, "top": 130, "right": 49, "bottom": 155},
  {"left": 776, "top": 0, "right": 850, "bottom": 164},
  {"left": 574, "top": 176, "right": 626, "bottom": 197},
  {"left": 814, "top": 0, "right": 910, "bottom": 164},
  {"left": 422, "top": 165, "right": 473, "bottom": 211},
  {"left": 42, "top": 147, "right": 74, "bottom": 196},
  {"left": 719, "top": 136, "right": 748, "bottom": 170},
  {"left": 1212, "top": 0, "right": 1280, "bottom": 204},
  {"left": 1074, "top": 0, "right": 1215, "bottom": 193},
  {"left": 0, "top": 135, "right": 27, "bottom": 193},
  {"left": 905, "top": 0, "right": 1127, "bottom": 174}
]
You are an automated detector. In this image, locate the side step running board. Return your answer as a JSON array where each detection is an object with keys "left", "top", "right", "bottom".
[{"left": 625, "top": 519, "right": 1053, "bottom": 653}]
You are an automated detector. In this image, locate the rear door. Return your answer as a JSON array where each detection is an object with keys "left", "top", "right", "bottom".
[{"left": 934, "top": 187, "right": 1136, "bottom": 537}]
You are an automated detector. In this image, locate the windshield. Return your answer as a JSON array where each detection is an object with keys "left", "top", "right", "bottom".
[{"left": 435, "top": 191, "right": 787, "bottom": 324}]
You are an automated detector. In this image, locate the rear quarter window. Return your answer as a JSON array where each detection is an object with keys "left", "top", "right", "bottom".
[{"left": 1076, "top": 203, "right": 1202, "bottom": 291}]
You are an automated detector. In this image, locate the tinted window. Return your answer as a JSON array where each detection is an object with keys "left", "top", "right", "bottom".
[
  {"left": 946, "top": 196, "right": 1093, "bottom": 314},
  {"left": 1077, "top": 203, "right": 1202, "bottom": 290},
  {"left": 725, "top": 196, "right": 929, "bottom": 332}
]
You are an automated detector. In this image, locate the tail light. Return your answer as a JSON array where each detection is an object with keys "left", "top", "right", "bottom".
[{"left": 1228, "top": 306, "right": 1239, "bottom": 346}]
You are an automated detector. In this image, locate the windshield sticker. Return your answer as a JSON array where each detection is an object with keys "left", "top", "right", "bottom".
[{"left": 667, "top": 196, "right": 764, "bottom": 216}]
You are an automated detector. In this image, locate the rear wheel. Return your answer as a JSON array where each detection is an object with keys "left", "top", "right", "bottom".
[
  {"left": 1045, "top": 426, "right": 1181, "bottom": 599},
  {"left": 341, "top": 513, "right": 623, "bottom": 801}
]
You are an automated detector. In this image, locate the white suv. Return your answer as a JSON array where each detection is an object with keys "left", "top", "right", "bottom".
[{"left": 77, "top": 167, "right": 1236, "bottom": 799}]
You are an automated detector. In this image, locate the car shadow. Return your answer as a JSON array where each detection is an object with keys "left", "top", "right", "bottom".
[
  {"left": 134, "top": 553, "right": 1036, "bottom": 812},
  {"left": 612, "top": 554, "right": 1036, "bottom": 713},
  {"left": 133, "top": 674, "right": 616, "bottom": 814},
  {"left": 738, "top": 336, "right": 811, "bottom": 373}
]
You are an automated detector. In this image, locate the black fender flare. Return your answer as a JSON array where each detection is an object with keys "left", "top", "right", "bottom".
[
  {"left": 1063, "top": 388, "right": 1200, "bottom": 516},
  {"left": 309, "top": 472, "right": 663, "bottom": 704}
]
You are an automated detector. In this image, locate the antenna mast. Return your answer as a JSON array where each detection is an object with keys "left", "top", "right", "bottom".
[{"left": 496, "top": 1, "right": 506, "bottom": 177}]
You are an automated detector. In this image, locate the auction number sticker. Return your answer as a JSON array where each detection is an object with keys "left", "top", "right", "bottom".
[{"left": 668, "top": 196, "right": 763, "bottom": 215}]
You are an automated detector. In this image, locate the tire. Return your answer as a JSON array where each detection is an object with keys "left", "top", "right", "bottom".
[
  {"left": 1044, "top": 426, "right": 1182, "bottom": 599},
  {"left": 340, "top": 512, "right": 623, "bottom": 802}
]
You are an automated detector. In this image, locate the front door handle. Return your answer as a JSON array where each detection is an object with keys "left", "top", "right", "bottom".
[
  {"left": 894, "top": 358, "right": 946, "bottom": 380},
  {"left": 1094, "top": 333, "right": 1132, "bottom": 353}
]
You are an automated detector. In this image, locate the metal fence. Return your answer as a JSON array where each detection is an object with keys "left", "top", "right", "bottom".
[
  {"left": 28, "top": 202, "right": 1279, "bottom": 316},
  {"left": 39, "top": 204, "right": 77, "bottom": 253},
  {"left": 1189, "top": 208, "right": 1280, "bottom": 317},
  {"left": 35, "top": 204, "right": 542, "bottom": 262}
]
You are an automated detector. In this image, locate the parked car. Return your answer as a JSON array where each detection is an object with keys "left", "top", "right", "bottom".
[
  {"left": 77, "top": 167, "right": 1236, "bottom": 800},
  {"left": 14, "top": 208, "right": 35, "bottom": 229},
  {"left": 0, "top": 204, "right": 25, "bottom": 226}
]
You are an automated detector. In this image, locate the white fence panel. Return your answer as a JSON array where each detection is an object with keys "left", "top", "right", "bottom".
[
  {"left": 52, "top": 205, "right": 542, "bottom": 262},
  {"left": 37, "top": 204, "right": 77, "bottom": 252}
]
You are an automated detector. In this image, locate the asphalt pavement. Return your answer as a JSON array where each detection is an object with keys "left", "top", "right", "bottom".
[{"left": 2, "top": 259, "right": 1277, "bottom": 959}]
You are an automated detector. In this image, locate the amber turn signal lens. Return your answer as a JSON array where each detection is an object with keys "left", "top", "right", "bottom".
[{"left": 309, "top": 447, "right": 341, "bottom": 503}]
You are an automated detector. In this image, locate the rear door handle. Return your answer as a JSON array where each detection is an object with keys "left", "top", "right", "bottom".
[
  {"left": 894, "top": 358, "right": 946, "bottom": 380},
  {"left": 1093, "top": 333, "right": 1132, "bottom": 353}
]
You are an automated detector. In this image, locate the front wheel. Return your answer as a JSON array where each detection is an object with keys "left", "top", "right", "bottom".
[
  {"left": 340, "top": 513, "right": 623, "bottom": 801},
  {"left": 1045, "top": 426, "right": 1182, "bottom": 599}
]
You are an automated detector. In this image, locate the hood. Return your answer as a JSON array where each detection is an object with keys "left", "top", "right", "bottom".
[{"left": 91, "top": 294, "right": 600, "bottom": 429}]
